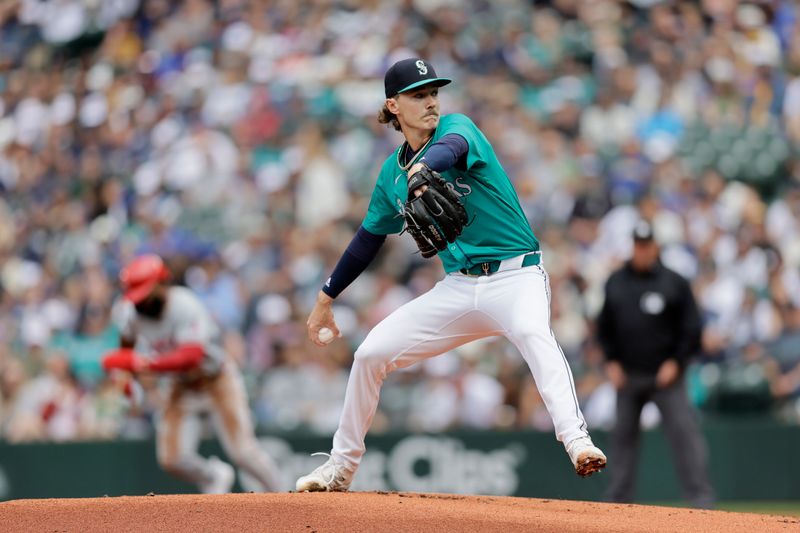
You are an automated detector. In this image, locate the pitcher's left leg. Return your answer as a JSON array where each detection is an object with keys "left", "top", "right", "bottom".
[{"left": 480, "top": 265, "right": 606, "bottom": 476}]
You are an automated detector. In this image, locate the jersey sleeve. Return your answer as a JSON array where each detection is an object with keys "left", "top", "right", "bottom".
[
  {"left": 169, "top": 288, "right": 227, "bottom": 375},
  {"left": 437, "top": 114, "right": 488, "bottom": 171},
  {"left": 361, "top": 166, "right": 405, "bottom": 235}
]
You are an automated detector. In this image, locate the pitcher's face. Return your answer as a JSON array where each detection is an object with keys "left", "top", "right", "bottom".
[{"left": 387, "top": 86, "right": 440, "bottom": 133}]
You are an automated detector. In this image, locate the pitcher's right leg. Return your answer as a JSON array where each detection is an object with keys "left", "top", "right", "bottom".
[{"left": 297, "top": 275, "right": 499, "bottom": 492}]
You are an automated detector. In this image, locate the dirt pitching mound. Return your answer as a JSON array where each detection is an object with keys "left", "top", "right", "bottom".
[{"left": 1, "top": 492, "right": 798, "bottom": 533}]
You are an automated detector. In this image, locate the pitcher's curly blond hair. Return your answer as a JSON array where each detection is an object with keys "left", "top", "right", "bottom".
[{"left": 377, "top": 103, "right": 401, "bottom": 131}]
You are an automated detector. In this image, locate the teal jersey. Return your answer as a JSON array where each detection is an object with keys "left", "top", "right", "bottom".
[{"left": 362, "top": 113, "right": 539, "bottom": 273}]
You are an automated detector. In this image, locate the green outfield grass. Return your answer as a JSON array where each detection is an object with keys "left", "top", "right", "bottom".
[
  {"left": 650, "top": 501, "right": 800, "bottom": 516},
  {"left": 716, "top": 502, "right": 800, "bottom": 516}
]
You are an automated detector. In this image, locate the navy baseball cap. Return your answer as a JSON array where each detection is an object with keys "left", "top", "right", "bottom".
[{"left": 384, "top": 58, "right": 452, "bottom": 98}]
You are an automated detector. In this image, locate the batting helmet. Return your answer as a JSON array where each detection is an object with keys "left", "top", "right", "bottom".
[{"left": 120, "top": 254, "right": 170, "bottom": 303}]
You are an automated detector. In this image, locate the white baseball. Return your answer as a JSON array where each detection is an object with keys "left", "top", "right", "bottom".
[{"left": 318, "top": 327, "right": 335, "bottom": 344}]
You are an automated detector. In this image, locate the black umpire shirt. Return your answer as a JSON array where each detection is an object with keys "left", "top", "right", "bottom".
[{"left": 596, "top": 260, "right": 702, "bottom": 375}]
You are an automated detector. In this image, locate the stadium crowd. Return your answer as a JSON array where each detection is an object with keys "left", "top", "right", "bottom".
[{"left": 1, "top": 0, "right": 800, "bottom": 442}]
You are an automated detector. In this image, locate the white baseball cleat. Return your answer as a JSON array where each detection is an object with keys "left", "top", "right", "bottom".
[
  {"left": 200, "top": 456, "right": 236, "bottom": 494},
  {"left": 295, "top": 453, "right": 354, "bottom": 492},
  {"left": 565, "top": 436, "right": 607, "bottom": 478}
]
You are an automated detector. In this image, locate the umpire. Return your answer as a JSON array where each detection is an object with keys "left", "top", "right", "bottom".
[{"left": 597, "top": 220, "right": 715, "bottom": 508}]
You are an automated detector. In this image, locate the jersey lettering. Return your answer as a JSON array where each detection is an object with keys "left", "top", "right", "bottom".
[
  {"left": 444, "top": 182, "right": 462, "bottom": 198},
  {"left": 443, "top": 178, "right": 473, "bottom": 198},
  {"left": 454, "top": 177, "right": 472, "bottom": 197},
  {"left": 152, "top": 339, "right": 176, "bottom": 353}
]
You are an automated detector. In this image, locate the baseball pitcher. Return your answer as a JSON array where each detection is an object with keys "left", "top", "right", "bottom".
[
  {"left": 102, "top": 254, "right": 281, "bottom": 494},
  {"left": 296, "top": 58, "right": 606, "bottom": 492}
]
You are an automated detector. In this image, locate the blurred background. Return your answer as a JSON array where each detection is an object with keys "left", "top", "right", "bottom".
[{"left": 0, "top": 0, "right": 799, "bottom": 510}]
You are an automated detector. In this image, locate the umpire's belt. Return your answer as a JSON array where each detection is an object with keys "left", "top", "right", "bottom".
[{"left": 459, "top": 252, "right": 541, "bottom": 277}]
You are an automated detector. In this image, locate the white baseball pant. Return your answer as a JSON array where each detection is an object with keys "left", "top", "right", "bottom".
[
  {"left": 156, "top": 360, "right": 281, "bottom": 492},
  {"left": 331, "top": 261, "right": 589, "bottom": 470}
]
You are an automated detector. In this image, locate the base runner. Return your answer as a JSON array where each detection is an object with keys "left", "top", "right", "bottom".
[{"left": 103, "top": 254, "right": 281, "bottom": 494}]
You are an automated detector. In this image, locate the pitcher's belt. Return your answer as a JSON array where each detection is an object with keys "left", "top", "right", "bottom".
[{"left": 459, "top": 252, "right": 541, "bottom": 277}]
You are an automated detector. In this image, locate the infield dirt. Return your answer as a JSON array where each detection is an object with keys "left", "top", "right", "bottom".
[{"left": 1, "top": 492, "right": 798, "bottom": 532}]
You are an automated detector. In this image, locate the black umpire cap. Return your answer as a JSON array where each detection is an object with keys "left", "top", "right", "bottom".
[
  {"left": 384, "top": 58, "right": 451, "bottom": 98},
  {"left": 632, "top": 220, "right": 656, "bottom": 242}
]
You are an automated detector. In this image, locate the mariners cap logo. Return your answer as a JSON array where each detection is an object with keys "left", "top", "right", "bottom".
[{"left": 384, "top": 58, "right": 452, "bottom": 98}]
